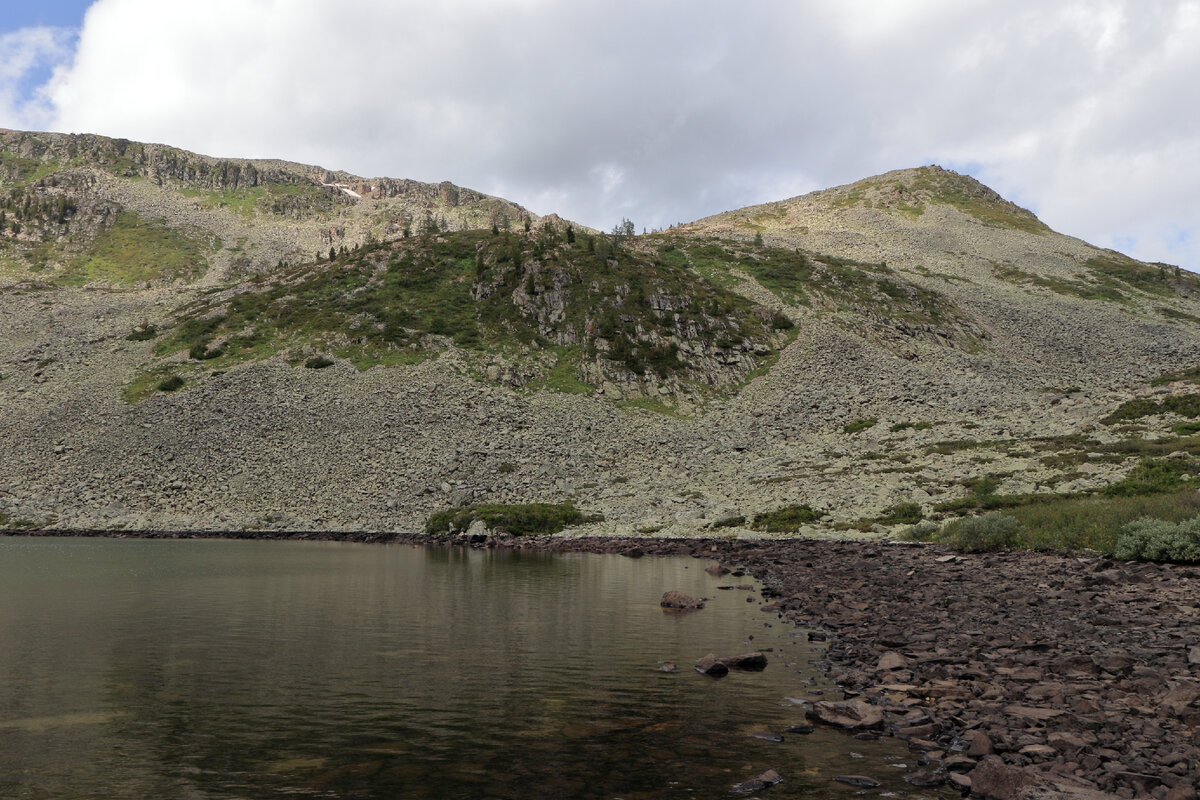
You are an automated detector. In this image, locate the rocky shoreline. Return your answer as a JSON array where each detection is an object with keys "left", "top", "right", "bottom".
[{"left": 14, "top": 529, "right": 1200, "bottom": 799}]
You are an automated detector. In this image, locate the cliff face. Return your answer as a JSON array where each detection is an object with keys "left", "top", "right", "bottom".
[{"left": 3, "top": 134, "right": 1200, "bottom": 536}]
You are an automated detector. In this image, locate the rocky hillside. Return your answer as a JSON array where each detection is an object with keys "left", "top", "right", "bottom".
[
  {"left": 0, "top": 128, "right": 538, "bottom": 284},
  {"left": 3, "top": 134, "right": 1200, "bottom": 538}
]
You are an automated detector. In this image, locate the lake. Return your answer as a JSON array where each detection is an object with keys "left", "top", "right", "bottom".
[{"left": 0, "top": 537, "right": 928, "bottom": 798}]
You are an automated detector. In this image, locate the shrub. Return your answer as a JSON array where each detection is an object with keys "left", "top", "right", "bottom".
[
  {"left": 497, "top": 462, "right": 516, "bottom": 474},
  {"left": 711, "top": 514, "right": 746, "bottom": 529},
  {"left": 877, "top": 502, "right": 923, "bottom": 525},
  {"left": 769, "top": 311, "right": 794, "bottom": 330},
  {"left": 1114, "top": 517, "right": 1200, "bottom": 562},
  {"left": 751, "top": 504, "right": 820, "bottom": 532},
  {"left": 304, "top": 356, "right": 334, "bottom": 369},
  {"left": 156, "top": 375, "right": 184, "bottom": 392},
  {"left": 126, "top": 324, "right": 158, "bottom": 341},
  {"left": 904, "top": 520, "right": 941, "bottom": 542},
  {"left": 188, "top": 341, "right": 223, "bottom": 360},
  {"left": 424, "top": 503, "right": 601, "bottom": 536},
  {"left": 940, "top": 513, "right": 1022, "bottom": 552},
  {"left": 843, "top": 418, "right": 878, "bottom": 434}
]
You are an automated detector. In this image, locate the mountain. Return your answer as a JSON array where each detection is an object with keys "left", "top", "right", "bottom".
[{"left": 3, "top": 132, "right": 1200, "bottom": 537}]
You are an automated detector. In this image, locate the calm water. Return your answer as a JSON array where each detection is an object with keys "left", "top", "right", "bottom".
[{"left": 0, "top": 537, "right": 929, "bottom": 799}]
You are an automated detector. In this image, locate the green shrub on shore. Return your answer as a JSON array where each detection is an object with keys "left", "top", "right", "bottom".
[
  {"left": 1114, "top": 517, "right": 1200, "bottom": 563},
  {"left": 940, "top": 513, "right": 1022, "bottom": 552},
  {"left": 424, "top": 503, "right": 602, "bottom": 536},
  {"left": 751, "top": 504, "right": 820, "bottom": 532}
]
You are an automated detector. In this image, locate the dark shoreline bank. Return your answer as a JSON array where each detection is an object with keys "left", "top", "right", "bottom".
[{"left": 10, "top": 529, "right": 1200, "bottom": 799}]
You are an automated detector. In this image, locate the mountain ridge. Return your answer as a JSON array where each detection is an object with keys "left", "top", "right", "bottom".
[{"left": 3, "top": 129, "right": 1200, "bottom": 541}]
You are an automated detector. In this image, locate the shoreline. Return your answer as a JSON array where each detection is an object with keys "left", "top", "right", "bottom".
[{"left": 9, "top": 529, "right": 1200, "bottom": 798}]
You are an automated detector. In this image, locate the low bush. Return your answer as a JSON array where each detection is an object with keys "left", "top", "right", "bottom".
[
  {"left": 156, "top": 375, "right": 184, "bottom": 392},
  {"left": 304, "top": 355, "right": 334, "bottom": 369},
  {"left": 1113, "top": 517, "right": 1200, "bottom": 563},
  {"left": 940, "top": 513, "right": 1022, "bottom": 552},
  {"left": 751, "top": 504, "right": 820, "bottom": 532},
  {"left": 903, "top": 520, "right": 940, "bottom": 542},
  {"left": 711, "top": 514, "right": 746, "bottom": 529},
  {"left": 842, "top": 418, "right": 878, "bottom": 435},
  {"left": 424, "top": 503, "right": 601, "bottom": 536},
  {"left": 126, "top": 324, "right": 158, "bottom": 341},
  {"left": 188, "top": 341, "right": 223, "bottom": 360},
  {"left": 877, "top": 502, "right": 923, "bottom": 525}
]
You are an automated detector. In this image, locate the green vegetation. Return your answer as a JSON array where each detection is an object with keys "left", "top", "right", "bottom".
[
  {"left": 751, "top": 504, "right": 820, "bottom": 532},
  {"left": 304, "top": 355, "right": 334, "bottom": 369},
  {"left": 911, "top": 167, "right": 1049, "bottom": 234},
  {"left": 842, "top": 418, "right": 877, "bottom": 434},
  {"left": 136, "top": 228, "right": 784, "bottom": 402},
  {"left": 0, "top": 510, "right": 39, "bottom": 530},
  {"left": 876, "top": 502, "right": 923, "bottom": 525},
  {"left": 993, "top": 264, "right": 1127, "bottom": 303},
  {"left": 994, "top": 254, "right": 1200, "bottom": 305},
  {"left": 938, "top": 513, "right": 1023, "bottom": 552},
  {"left": 59, "top": 212, "right": 211, "bottom": 286},
  {"left": 125, "top": 324, "right": 158, "bottom": 342},
  {"left": 1101, "top": 393, "right": 1200, "bottom": 425},
  {"left": 156, "top": 375, "right": 185, "bottom": 392},
  {"left": 889, "top": 421, "right": 933, "bottom": 433},
  {"left": 711, "top": 515, "right": 746, "bottom": 529},
  {"left": 1114, "top": 517, "right": 1200, "bottom": 563},
  {"left": 424, "top": 503, "right": 602, "bottom": 536}
]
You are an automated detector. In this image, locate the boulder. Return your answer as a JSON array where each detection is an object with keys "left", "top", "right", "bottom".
[
  {"left": 833, "top": 775, "right": 880, "bottom": 788},
  {"left": 695, "top": 654, "right": 729, "bottom": 677},
  {"left": 806, "top": 698, "right": 884, "bottom": 730},
  {"left": 719, "top": 652, "right": 768, "bottom": 671},
  {"left": 660, "top": 590, "right": 704, "bottom": 609},
  {"left": 968, "top": 756, "right": 1036, "bottom": 800}
]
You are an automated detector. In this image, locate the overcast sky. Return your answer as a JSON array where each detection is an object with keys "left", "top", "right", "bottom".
[{"left": 1, "top": 0, "right": 1198, "bottom": 269}]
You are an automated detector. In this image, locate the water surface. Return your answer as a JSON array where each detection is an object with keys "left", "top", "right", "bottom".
[{"left": 0, "top": 537, "right": 926, "bottom": 798}]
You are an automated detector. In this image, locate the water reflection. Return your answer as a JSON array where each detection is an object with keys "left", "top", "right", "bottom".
[{"left": 0, "top": 538, "right": 933, "bottom": 799}]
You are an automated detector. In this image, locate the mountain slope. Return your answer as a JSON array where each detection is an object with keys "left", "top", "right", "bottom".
[
  {"left": 4, "top": 136, "right": 1200, "bottom": 538},
  {"left": 0, "top": 128, "right": 538, "bottom": 284}
]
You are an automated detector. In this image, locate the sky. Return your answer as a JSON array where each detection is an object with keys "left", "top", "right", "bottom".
[{"left": 1, "top": 0, "right": 1199, "bottom": 270}]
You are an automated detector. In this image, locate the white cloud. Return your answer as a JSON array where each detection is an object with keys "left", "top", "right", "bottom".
[
  {"left": 13, "top": 0, "right": 1200, "bottom": 269},
  {"left": 0, "top": 26, "right": 75, "bottom": 131}
]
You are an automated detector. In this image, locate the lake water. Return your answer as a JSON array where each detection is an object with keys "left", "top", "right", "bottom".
[{"left": 0, "top": 537, "right": 931, "bottom": 799}]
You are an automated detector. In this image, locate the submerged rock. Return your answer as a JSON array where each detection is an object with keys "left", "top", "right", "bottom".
[
  {"left": 833, "top": 775, "right": 880, "bottom": 788},
  {"left": 660, "top": 590, "right": 705, "bottom": 609},
  {"left": 731, "top": 769, "right": 782, "bottom": 795}
]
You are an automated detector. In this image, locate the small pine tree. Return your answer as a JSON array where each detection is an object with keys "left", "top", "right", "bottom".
[
  {"left": 754, "top": 231, "right": 764, "bottom": 247},
  {"left": 566, "top": 223, "right": 575, "bottom": 244},
  {"left": 328, "top": 247, "right": 336, "bottom": 261}
]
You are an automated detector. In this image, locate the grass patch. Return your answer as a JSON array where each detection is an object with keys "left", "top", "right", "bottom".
[
  {"left": 424, "top": 503, "right": 602, "bottom": 536},
  {"left": 304, "top": 355, "right": 334, "bottom": 369},
  {"left": 842, "top": 418, "right": 877, "bottom": 434},
  {"left": 911, "top": 167, "right": 1049, "bottom": 234},
  {"left": 1102, "top": 393, "right": 1200, "bottom": 425},
  {"left": 751, "top": 504, "right": 820, "bottom": 533},
  {"left": 876, "top": 502, "right": 923, "bottom": 525},
  {"left": 890, "top": 421, "right": 932, "bottom": 433},
  {"left": 59, "top": 212, "right": 211, "bottom": 286}
]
